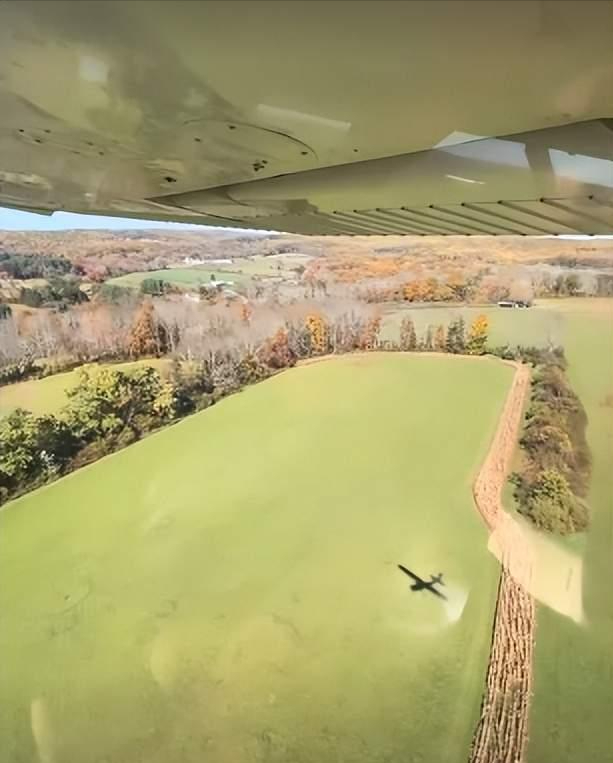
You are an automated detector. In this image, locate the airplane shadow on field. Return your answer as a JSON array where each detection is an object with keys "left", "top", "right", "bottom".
[{"left": 397, "top": 564, "right": 448, "bottom": 601}]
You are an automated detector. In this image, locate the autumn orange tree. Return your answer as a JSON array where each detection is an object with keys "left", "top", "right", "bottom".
[
  {"left": 305, "top": 313, "right": 330, "bottom": 355},
  {"left": 126, "top": 301, "right": 168, "bottom": 358},
  {"left": 358, "top": 315, "right": 381, "bottom": 350},
  {"left": 259, "top": 327, "right": 295, "bottom": 369},
  {"left": 467, "top": 314, "right": 489, "bottom": 355}
]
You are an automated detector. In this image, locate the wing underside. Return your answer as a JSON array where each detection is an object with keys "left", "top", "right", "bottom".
[
  {"left": 152, "top": 120, "right": 613, "bottom": 236},
  {"left": 0, "top": 1, "right": 612, "bottom": 234}
]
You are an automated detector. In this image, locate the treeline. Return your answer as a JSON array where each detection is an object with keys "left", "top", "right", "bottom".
[
  {"left": 0, "top": 366, "right": 176, "bottom": 504},
  {"left": 361, "top": 276, "right": 480, "bottom": 304},
  {"left": 511, "top": 352, "right": 591, "bottom": 534},
  {"left": 93, "top": 277, "right": 205, "bottom": 302},
  {"left": 317, "top": 252, "right": 613, "bottom": 305},
  {"left": 18, "top": 276, "right": 89, "bottom": 308},
  {"left": 534, "top": 272, "right": 582, "bottom": 298},
  {"left": 0, "top": 300, "right": 163, "bottom": 388},
  {"left": 548, "top": 255, "right": 613, "bottom": 270},
  {"left": 386, "top": 314, "right": 489, "bottom": 354},
  {"left": 0, "top": 252, "right": 74, "bottom": 279},
  {"left": 0, "top": 308, "right": 389, "bottom": 505},
  {"left": 0, "top": 357, "right": 40, "bottom": 386},
  {"left": 0, "top": 295, "right": 388, "bottom": 386},
  {"left": 140, "top": 277, "right": 174, "bottom": 296},
  {"left": 593, "top": 272, "right": 613, "bottom": 297},
  {"left": 0, "top": 300, "right": 592, "bottom": 534},
  {"left": 138, "top": 277, "right": 224, "bottom": 298},
  {"left": 360, "top": 270, "right": 613, "bottom": 303},
  {"left": 0, "top": 299, "right": 492, "bottom": 390},
  {"left": 0, "top": 308, "right": 495, "bottom": 505}
]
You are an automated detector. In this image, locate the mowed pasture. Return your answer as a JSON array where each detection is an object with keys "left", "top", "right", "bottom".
[
  {"left": 222, "top": 253, "right": 313, "bottom": 276},
  {"left": 0, "top": 354, "right": 510, "bottom": 763},
  {"left": 0, "top": 359, "right": 172, "bottom": 416},
  {"left": 525, "top": 299, "right": 613, "bottom": 763}
]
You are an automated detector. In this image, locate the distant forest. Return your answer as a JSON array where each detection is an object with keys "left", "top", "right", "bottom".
[{"left": 0, "top": 252, "right": 74, "bottom": 279}]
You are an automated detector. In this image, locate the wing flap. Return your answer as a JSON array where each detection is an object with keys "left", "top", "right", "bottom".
[{"left": 151, "top": 120, "right": 613, "bottom": 235}]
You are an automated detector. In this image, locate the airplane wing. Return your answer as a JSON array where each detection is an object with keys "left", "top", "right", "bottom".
[
  {"left": 0, "top": 1, "right": 612, "bottom": 234},
  {"left": 397, "top": 565, "right": 422, "bottom": 584}
]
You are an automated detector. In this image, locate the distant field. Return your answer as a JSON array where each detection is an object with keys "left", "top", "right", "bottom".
[
  {"left": 108, "top": 255, "right": 309, "bottom": 287},
  {"left": 0, "top": 359, "right": 172, "bottom": 417},
  {"left": 108, "top": 268, "right": 249, "bottom": 289},
  {"left": 222, "top": 254, "right": 311, "bottom": 277},
  {"left": 0, "top": 354, "right": 511, "bottom": 763},
  {"left": 381, "top": 300, "right": 570, "bottom": 347},
  {"left": 525, "top": 299, "right": 613, "bottom": 763}
]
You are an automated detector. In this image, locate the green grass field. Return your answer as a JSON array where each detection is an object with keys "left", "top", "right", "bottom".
[
  {"left": 525, "top": 299, "right": 613, "bottom": 763},
  {"left": 0, "top": 359, "right": 172, "bottom": 417},
  {"left": 381, "top": 300, "right": 569, "bottom": 347},
  {"left": 107, "top": 255, "right": 309, "bottom": 289},
  {"left": 0, "top": 354, "right": 511, "bottom": 763},
  {"left": 109, "top": 268, "right": 249, "bottom": 290},
  {"left": 221, "top": 254, "right": 312, "bottom": 277}
]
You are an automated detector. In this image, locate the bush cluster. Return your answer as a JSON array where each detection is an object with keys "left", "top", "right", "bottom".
[
  {"left": 0, "top": 252, "right": 73, "bottom": 279},
  {"left": 18, "top": 276, "right": 88, "bottom": 309},
  {"left": 511, "top": 354, "right": 591, "bottom": 534}
]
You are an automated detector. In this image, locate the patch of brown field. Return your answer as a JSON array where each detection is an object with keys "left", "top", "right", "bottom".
[
  {"left": 469, "top": 364, "right": 536, "bottom": 763},
  {"left": 469, "top": 358, "right": 585, "bottom": 758},
  {"left": 487, "top": 514, "right": 584, "bottom": 624}
]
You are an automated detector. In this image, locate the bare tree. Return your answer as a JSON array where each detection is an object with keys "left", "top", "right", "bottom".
[{"left": 0, "top": 310, "right": 23, "bottom": 363}]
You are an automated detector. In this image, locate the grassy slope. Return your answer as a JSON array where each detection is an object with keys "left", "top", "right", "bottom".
[
  {"left": 0, "top": 354, "right": 511, "bottom": 763},
  {"left": 526, "top": 300, "right": 613, "bottom": 762},
  {"left": 0, "top": 359, "right": 172, "bottom": 417}
]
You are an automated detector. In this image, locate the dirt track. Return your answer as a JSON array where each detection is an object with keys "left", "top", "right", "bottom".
[{"left": 469, "top": 363, "right": 535, "bottom": 763}]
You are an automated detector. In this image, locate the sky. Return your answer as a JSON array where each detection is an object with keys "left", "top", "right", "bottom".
[
  {"left": 0, "top": 206, "right": 234, "bottom": 232},
  {"left": 0, "top": 205, "right": 611, "bottom": 239}
]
